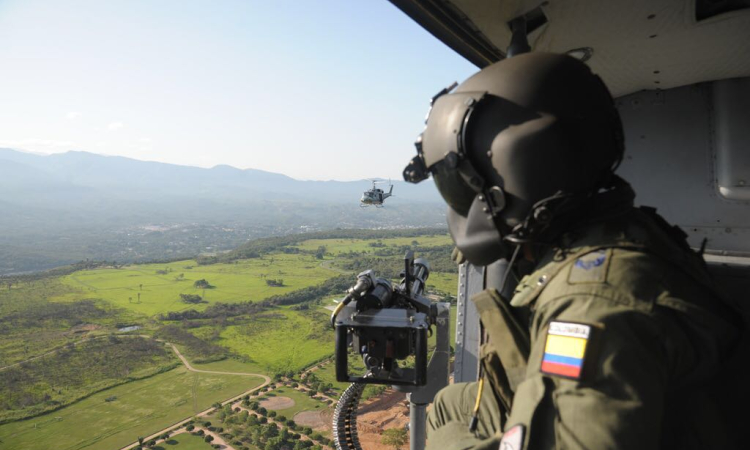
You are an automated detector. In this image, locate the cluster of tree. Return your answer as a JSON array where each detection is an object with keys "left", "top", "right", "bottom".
[
  {"left": 265, "top": 278, "right": 284, "bottom": 287},
  {"left": 337, "top": 244, "right": 456, "bottom": 281},
  {"left": 263, "top": 274, "right": 351, "bottom": 306},
  {"left": 213, "top": 400, "right": 330, "bottom": 450},
  {"left": 193, "top": 278, "right": 213, "bottom": 289},
  {"left": 0, "top": 336, "right": 175, "bottom": 422},
  {"left": 382, "top": 428, "right": 409, "bottom": 450},
  {"left": 198, "top": 228, "right": 447, "bottom": 265},
  {"left": 153, "top": 325, "right": 228, "bottom": 363},
  {"left": 302, "top": 373, "right": 334, "bottom": 395},
  {"left": 162, "top": 272, "right": 353, "bottom": 322},
  {"left": 179, "top": 293, "right": 206, "bottom": 304},
  {"left": 0, "top": 299, "right": 108, "bottom": 334},
  {"left": 159, "top": 300, "right": 266, "bottom": 321}
]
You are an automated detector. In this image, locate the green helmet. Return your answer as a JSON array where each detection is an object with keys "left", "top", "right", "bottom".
[{"left": 404, "top": 52, "right": 624, "bottom": 265}]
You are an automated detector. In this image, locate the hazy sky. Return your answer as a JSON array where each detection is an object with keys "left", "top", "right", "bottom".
[{"left": 0, "top": 1, "right": 477, "bottom": 180}]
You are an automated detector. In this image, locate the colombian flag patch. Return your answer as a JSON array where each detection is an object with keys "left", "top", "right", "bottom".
[{"left": 540, "top": 321, "right": 591, "bottom": 380}]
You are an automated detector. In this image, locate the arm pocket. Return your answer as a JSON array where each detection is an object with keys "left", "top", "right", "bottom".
[{"left": 504, "top": 375, "right": 550, "bottom": 449}]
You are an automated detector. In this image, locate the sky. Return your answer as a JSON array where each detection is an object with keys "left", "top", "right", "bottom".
[{"left": 0, "top": 0, "right": 478, "bottom": 181}]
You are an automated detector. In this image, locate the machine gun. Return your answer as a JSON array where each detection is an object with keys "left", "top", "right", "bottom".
[{"left": 330, "top": 251, "right": 451, "bottom": 450}]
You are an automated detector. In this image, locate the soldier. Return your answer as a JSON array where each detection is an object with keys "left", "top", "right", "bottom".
[{"left": 403, "top": 52, "right": 742, "bottom": 449}]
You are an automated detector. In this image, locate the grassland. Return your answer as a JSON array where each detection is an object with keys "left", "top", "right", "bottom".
[
  {"left": 0, "top": 336, "right": 178, "bottom": 422},
  {"left": 0, "top": 366, "right": 263, "bottom": 450},
  {"left": 426, "top": 271, "right": 458, "bottom": 296},
  {"left": 58, "top": 254, "right": 338, "bottom": 317},
  {"left": 216, "top": 307, "right": 333, "bottom": 374},
  {"left": 0, "top": 230, "right": 459, "bottom": 450},
  {"left": 0, "top": 279, "right": 141, "bottom": 367},
  {"left": 158, "top": 432, "right": 216, "bottom": 450}
]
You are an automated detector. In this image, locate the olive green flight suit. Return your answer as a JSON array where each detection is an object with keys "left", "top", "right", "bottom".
[{"left": 427, "top": 207, "right": 741, "bottom": 450}]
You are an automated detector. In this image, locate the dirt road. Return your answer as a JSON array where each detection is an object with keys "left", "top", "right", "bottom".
[{"left": 118, "top": 344, "right": 270, "bottom": 450}]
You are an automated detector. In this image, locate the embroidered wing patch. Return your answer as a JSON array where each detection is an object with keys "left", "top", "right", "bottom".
[
  {"left": 568, "top": 249, "right": 610, "bottom": 284},
  {"left": 540, "top": 321, "right": 591, "bottom": 379},
  {"left": 499, "top": 424, "right": 525, "bottom": 450}
]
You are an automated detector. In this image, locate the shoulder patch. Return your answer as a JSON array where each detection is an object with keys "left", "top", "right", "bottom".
[
  {"left": 540, "top": 321, "right": 591, "bottom": 380},
  {"left": 499, "top": 424, "right": 525, "bottom": 450},
  {"left": 568, "top": 249, "right": 610, "bottom": 284}
]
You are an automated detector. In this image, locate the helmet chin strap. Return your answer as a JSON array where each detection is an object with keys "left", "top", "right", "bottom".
[
  {"left": 449, "top": 175, "right": 634, "bottom": 266},
  {"left": 504, "top": 174, "right": 635, "bottom": 246}
]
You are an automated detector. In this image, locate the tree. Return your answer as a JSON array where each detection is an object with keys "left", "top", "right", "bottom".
[
  {"left": 382, "top": 428, "right": 408, "bottom": 450},
  {"left": 194, "top": 279, "right": 213, "bottom": 289},
  {"left": 138, "top": 437, "right": 144, "bottom": 446},
  {"left": 180, "top": 293, "right": 204, "bottom": 304}
]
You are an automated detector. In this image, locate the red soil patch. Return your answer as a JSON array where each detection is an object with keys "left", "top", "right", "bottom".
[{"left": 356, "top": 389, "right": 411, "bottom": 450}]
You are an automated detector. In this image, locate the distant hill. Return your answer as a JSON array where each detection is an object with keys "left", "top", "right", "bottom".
[
  {"left": 0, "top": 148, "right": 446, "bottom": 275},
  {"left": 0, "top": 148, "right": 441, "bottom": 202}
]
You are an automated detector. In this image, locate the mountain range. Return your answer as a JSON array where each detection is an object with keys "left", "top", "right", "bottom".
[{"left": 0, "top": 148, "right": 446, "bottom": 275}]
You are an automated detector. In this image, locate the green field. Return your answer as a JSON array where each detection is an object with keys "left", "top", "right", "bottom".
[
  {"left": 0, "top": 279, "right": 142, "bottom": 367},
  {"left": 0, "top": 336, "right": 179, "bottom": 422},
  {"left": 0, "top": 366, "right": 263, "bottom": 450},
  {"left": 0, "top": 230, "right": 459, "bottom": 450},
  {"left": 217, "top": 308, "right": 333, "bottom": 374},
  {"left": 59, "top": 254, "right": 337, "bottom": 317},
  {"left": 157, "top": 432, "right": 216, "bottom": 450},
  {"left": 426, "top": 271, "right": 458, "bottom": 296}
]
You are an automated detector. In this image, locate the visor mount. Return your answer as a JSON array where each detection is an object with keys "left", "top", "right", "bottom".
[
  {"left": 488, "top": 186, "right": 506, "bottom": 212},
  {"left": 477, "top": 186, "right": 507, "bottom": 218},
  {"left": 444, "top": 152, "right": 460, "bottom": 169}
]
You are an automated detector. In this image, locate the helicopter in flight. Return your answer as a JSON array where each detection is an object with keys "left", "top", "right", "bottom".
[{"left": 360, "top": 179, "right": 394, "bottom": 207}]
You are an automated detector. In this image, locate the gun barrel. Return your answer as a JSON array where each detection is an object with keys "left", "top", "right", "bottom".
[{"left": 410, "top": 258, "right": 430, "bottom": 297}]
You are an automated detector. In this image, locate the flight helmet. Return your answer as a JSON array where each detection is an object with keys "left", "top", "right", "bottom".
[{"left": 404, "top": 52, "right": 624, "bottom": 265}]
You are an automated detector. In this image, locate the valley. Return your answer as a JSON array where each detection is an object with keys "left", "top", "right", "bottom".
[{"left": 0, "top": 230, "right": 457, "bottom": 450}]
